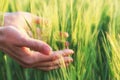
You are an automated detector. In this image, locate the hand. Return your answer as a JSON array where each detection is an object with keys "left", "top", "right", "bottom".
[
  {"left": 4, "top": 12, "right": 47, "bottom": 31},
  {"left": 0, "top": 12, "right": 74, "bottom": 71},
  {"left": 0, "top": 26, "right": 74, "bottom": 71},
  {"left": 29, "top": 49, "right": 74, "bottom": 71},
  {"left": 3, "top": 12, "right": 51, "bottom": 55}
]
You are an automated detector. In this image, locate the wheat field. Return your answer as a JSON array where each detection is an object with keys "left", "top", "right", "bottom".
[{"left": 0, "top": 0, "right": 120, "bottom": 80}]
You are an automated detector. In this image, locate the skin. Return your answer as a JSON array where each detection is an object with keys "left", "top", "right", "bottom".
[{"left": 0, "top": 12, "right": 74, "bottom": 71}]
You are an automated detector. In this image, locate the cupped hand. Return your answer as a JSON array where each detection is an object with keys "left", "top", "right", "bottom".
[{"left": 0, "top": 12, "right": 74, "bottom": 71}]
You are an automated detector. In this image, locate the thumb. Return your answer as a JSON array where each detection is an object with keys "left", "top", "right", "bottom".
[{"left": 19, "top": 38, "right": 52, "bottom": 55}]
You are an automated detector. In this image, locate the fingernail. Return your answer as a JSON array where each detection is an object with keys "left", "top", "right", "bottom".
[
  {"left": 42, "top": 45, "right": 52, "bottom": 55},
  {"left": 71, "top": 50, "right": 74, "bottom": 54}
]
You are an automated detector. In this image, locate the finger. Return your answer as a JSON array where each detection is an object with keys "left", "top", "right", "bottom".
[
  {"left": 35, "top": 60, "right": 72, "bottom": 71},
  {"left": 29, "top": 49, "right": 74, "bottom": 65},
  {"left": 18, "top": 38, "right": 52, "bottom": 55},
  {"left": 31, "top": 51, "right": 63, "bottom": 64},
  {"left": 32, "top": 57, "right": 73, "bottom": 67},
  {"left": 5, "top": 46, "right": 53, "bottom": 68},
  {"left": 31, "top": 52, "right": 54, "bottom": 62},
  {"left": 32, "top": 49, "right": 74, "bottom": 63},
  {"left": 53, "top": 49, "right": 74, "bottom": 57}
]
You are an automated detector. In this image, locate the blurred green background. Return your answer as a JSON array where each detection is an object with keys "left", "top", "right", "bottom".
[{"left": 0, "top": 0, "right": 120, "bottom": 80}]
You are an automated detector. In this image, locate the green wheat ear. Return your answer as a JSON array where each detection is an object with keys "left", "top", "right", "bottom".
[
  {"left": 0, "top": 0, "right": 9, "bottom": 26},
  {"left": 24, "top": 17, "right": 37, "bottom": 39}
]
